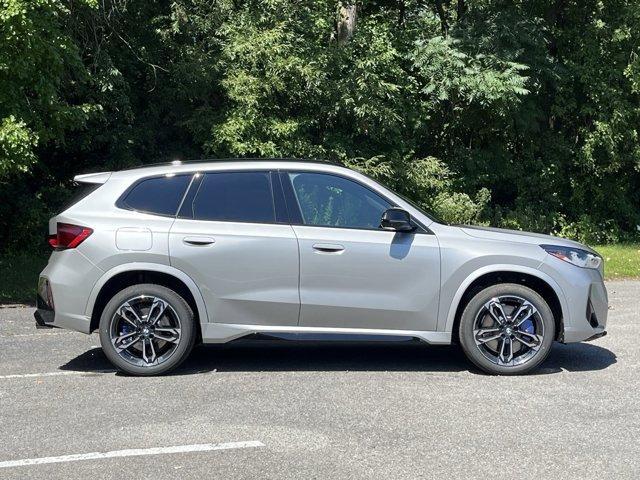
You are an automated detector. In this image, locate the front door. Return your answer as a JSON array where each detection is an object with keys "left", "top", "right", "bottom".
[
  {"left": 283, "top": 171, "right": 441, "bottom": 332},
  {"left": 169, "top": 170, "right": 300, "bottom": 326}
]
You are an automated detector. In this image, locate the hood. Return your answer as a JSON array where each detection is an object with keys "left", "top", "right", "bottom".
[{"left": 458, "top": 225, "right": 595, "bottom": 252}]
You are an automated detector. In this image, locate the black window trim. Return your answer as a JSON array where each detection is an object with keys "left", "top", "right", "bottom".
[
  {"left": 280, "top": 169, "right": 432, "bottom": 234},
  {"left": 271, "top": 171, "right": 290, "bottom": 224},
  {"left": 116, "top": 173, "right": 194, "bottom": 218},
  {"left": 175, "top": 173, "right": 199, "bottom": 216},
  {"left": 177, "top": 172, "right": 205, "bottom": 219},
  {"left": 177, "top": 169, "right": 282, "bottom": 226}
]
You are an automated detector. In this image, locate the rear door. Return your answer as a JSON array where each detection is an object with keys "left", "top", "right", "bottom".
[
  {"left": 169, "top": 170, "right": 300, "bottom": 326},
  {"left": 282, "top": 171, "right": 441, "bottom": 332}
]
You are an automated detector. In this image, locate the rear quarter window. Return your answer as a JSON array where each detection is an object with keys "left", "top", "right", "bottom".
[
  {"left": 60, "top": 183, "right": 102, "bottom": 211},
  {"left": 118, "top": 174, "right": 191, "bottom": 216}
]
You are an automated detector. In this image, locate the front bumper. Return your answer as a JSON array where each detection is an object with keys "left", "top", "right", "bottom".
[
  {"left": 561, "top": 276, "right": 608, "bottom": 343},
  {"left": 584, "top": 330, "right": 607, "bottom": 342},
  {"left": 539, "top": 257, "right": 608, "bottom": 343}
]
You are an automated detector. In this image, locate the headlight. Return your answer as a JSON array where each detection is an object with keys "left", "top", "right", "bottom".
[{"left": 540, "top": 244, "right": 602, "bottom": 269}]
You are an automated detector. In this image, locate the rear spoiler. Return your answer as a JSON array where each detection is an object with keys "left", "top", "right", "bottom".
[{"left": 73, "top": 172, "right": 112, "bottom": 184}]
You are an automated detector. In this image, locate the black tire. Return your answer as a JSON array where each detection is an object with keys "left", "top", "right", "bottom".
[
  {"left": 99, "top": 284, "right": 197, "bottom": 376},
  {"left": 458, "top": 283, "right": 555, "bottom": 375}
]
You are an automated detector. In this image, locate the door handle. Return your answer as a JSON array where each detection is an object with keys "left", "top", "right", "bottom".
[
  {"left": 312, "top": 243, "right": 345, "bottom": 253},
  {"left": 183, "top": 236, "right": 215, "bottom": 246}
]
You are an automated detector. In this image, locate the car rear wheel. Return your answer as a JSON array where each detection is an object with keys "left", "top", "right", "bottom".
[
  {"left": 99, "top": 284, "right": 196, "bottom": 376},
  {"left": 459, "top": 283, "right": 555, "bottom": 375}
]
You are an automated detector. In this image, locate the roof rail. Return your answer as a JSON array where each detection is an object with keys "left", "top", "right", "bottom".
[{"left": 120, "top": 157, "right": 341, "bottom": 171}]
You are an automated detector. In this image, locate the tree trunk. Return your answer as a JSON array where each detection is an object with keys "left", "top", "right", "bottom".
[
  {"left": 337, "top": 3, "right": 357, "bottom": 44},
  {"left": 457, "top": 0, "right": 466, "bottom": 22},
  {"left": 434, "top": 0, "right": 449, "bottom": 37}
]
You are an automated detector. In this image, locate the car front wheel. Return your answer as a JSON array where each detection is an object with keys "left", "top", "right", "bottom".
[
  {"left": 459, "top": 283, "right": 555, "bottom": 375},
  {"left": 99, "top": 284, "right": 196, "bottom": 376}
]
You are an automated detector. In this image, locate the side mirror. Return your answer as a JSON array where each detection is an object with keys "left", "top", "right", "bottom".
[{"left": 380, "top": 208, "right": 415, "bottom": 232}]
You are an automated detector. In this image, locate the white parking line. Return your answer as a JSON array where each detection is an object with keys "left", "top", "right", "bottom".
[
  {"left": 0, "top": 370, "right": 114, "bottom": 380},
  {"left": 0, "top": 332, "right": 66, "bottom": 338},
  {"left": 0, "top": 441, "right": 265, "bottom": 469}
]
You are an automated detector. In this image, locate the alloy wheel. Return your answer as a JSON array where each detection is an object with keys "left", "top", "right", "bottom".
[
  {"left": 109, "top": 295, "right": 182, "bottom": 368},
  {"left": 473, "top": 295, "right": 545, "bottom": 367}
]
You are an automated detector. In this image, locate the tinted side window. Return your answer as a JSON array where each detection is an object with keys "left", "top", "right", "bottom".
[
  {"left": 61, "top": 183, "right": 102, "bottom": 211},
  {"left": 120, "top": 175, "right": 191, "bottom": 216},
  {"left": 288, "top": 172, "right": 391, "bottom": 229},
  {"left": 192, "top": 172, "right": 275, "bottom": 223}
]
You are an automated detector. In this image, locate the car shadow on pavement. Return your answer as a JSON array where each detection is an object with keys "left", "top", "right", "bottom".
[{"left": 59, "top": 337, "right": 616, "bottom": 376}]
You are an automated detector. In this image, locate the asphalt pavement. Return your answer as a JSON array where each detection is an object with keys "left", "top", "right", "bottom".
[{"left": 0, "top": 281, "right": 638, "bottom": 479}]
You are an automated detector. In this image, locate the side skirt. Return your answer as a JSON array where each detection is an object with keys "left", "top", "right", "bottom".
[{"left": 200, "top": 323, "right": 451, "bottom": 345}]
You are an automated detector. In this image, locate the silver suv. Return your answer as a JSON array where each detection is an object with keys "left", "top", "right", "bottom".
[{"left": 36, "top": 159, "right": 608, "bottom": 375}]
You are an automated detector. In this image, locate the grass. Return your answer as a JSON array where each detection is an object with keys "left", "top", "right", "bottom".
[
  {"left": 594, "top": 243, "right": 640, "bottom": 280},
  {"left": 0, "top": 252, "right": 49, "bottom": 305},
  {"left": 0, "top": 244, "right": 638, "bottom": 305}
]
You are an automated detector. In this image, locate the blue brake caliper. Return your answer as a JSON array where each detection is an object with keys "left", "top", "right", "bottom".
[
  {"left": 520, "top": 319, "right": 535, "bottom": 334},
  {"left": 120, "top": 323, "right": 134, "bottom": 336}
]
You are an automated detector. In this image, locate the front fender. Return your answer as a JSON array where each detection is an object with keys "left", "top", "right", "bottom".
[
  {"left": 84, "top": 262, "right": 209, "bottom": 324},
  {"left": 440, "top": 264, "right": 569, "bottom": 334}
]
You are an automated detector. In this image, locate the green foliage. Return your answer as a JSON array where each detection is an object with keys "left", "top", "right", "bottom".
[
  {"left": 0, "top": 251, "right": 48, "bottom": 304},
  {"left": 1, "top": 0, "right": 639, "bottom": 253},
  {"left": 0, "top": 0, "right": 99, "bottom": 177},
  {"left": 0, "top": 116, "right": 37, "bottom": 175},
  {"left": 413, "top": 36, "right": 529, "bottom": 107},
  {"left": 595, "top": 243, "right": 640, "bottom": 279},
  {"left": 553, "top": 215, "right": 623, "bottom": 246}
]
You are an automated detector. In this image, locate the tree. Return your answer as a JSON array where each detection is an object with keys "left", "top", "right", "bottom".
[
  {"left": 1, "top": 0, "right": 639, "bottom": 251},
  {"left": 0, "top": 0, "right": 99, "bottom": 177}
]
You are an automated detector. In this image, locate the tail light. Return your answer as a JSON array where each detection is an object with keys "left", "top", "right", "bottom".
[{"left": 48, "top": 223, "right": 93, "bottom": 250}]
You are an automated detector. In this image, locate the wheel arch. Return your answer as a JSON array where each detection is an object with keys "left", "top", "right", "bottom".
[
  {"left": 445, "top": 266, "right": 567, "bottom": 343},
  {"left": 86, "top": 263, "right": 209, "bottom": 333}
]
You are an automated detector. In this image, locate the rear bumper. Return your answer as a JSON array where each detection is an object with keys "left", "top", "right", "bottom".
[
  {"left": 36, "top": 250, "right": 103, "bottom": 334},
  {"left": 34, "top": 309, "right": 56, "bottom": 329},
  {"left": 35, "top": 277, "right": 55, "bottom": 328}
]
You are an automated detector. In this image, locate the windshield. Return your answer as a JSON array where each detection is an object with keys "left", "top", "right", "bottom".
[
  {"left": 356, "top": 170, "right": 447, "bottom": 225},
  {"left": 393, "top": 191, "right": 447, "bottom": 225}
]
